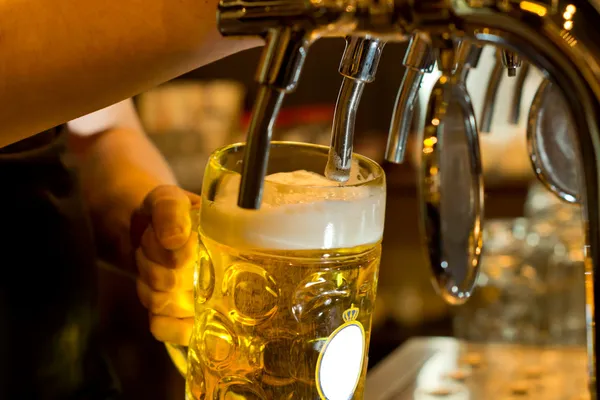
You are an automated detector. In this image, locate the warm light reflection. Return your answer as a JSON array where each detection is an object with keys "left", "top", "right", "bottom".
[
  {"left": 562, "top": 3, "right": 576, "bottom": 32},
  {"left": 429, "top": 166, "right": 439, "bottom": 175},
  {"left": 432, "top": 118, "right": 440, "bottom": 126},
  {"left": 423, "top": 147, "right": 433, "bottom": 154},
  {"left": 520, "top": 1, "right": 548, "bottom": 16},
  {"left": 424, "top": 137, "right": 438, "bottom": 147},
  {"left": 561, "top": 30, "right": 578, "bottom": 46},
  {"left": 564, "top": 20, "right": 574, "bottom": 30}
]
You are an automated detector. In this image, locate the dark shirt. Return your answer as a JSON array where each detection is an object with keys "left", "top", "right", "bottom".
[{"left": 0, "top": 128, "right": 120, "bottom": 400}]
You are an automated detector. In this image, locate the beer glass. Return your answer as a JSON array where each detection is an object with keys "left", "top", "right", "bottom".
[{"left": 169, "top": 141, "right": 386, "bottom": 400}]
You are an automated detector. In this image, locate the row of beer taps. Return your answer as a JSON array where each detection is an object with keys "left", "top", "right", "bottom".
[
  {"left": 329, "top": 34, "right": 580, "bottom": 296},
  {"left": 215, "top": 2, "right": 599, "bottom": 395},
  {"left": 327, "top": 34, "right": 559, "bottom": 184},
  {"left": 328, "top": 35, "right": 517, "bottom": 166},
  {"left": 221, "top": 20, "right": 578, "bottom": 306},
  {"left": 217, "top": 0, "right": 600, "bottom": 399},
  {"left": 231, "top": 32, "right": 578, "bottom": 217}
]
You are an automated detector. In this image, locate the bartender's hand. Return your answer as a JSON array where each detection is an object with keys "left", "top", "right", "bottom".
[{"left": 132, "top": 185, "right": 201, "bottom": 346}]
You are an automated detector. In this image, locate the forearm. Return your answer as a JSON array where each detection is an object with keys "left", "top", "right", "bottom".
[
  {"left": 0, "top": 0, "right": 261, "bottom": 148},
  {"left": 71, "top": 127, "right": 176, "bottom": 272}
]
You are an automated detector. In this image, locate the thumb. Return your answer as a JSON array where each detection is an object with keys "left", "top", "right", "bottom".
[{"left": 143, "top": 185, "right": 195, "bottom": 250}]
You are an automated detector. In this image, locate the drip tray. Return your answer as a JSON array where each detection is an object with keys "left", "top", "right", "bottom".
[{"left": 365, "top": 337, "right": 590, "bottom": 400}]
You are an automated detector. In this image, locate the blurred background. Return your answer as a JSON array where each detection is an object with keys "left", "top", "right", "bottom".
[{"left": 94, "top": 40, "right": 584, "bottom": 398}]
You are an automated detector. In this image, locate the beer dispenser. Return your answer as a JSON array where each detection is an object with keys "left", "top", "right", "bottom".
[{"left": 215, "top": 0, "right": 598, "bottom": 397}]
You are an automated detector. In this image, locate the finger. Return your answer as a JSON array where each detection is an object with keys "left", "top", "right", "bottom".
[
  {"left": 141, "top": 227, "right": 198, "bottom": 268},
  {"left": 187, "top": 190, "right": 202, "bottom": 208},
  {"left": 136, "top": 279, "right": 194, "bottom": 318},
  {"left": 140, "top": 225, "right": 172, "bottom": 267},
  {"left": 143, "top": 185, "right": 192, "bottom": 250},
  {"left": 136, "top": 248, "right": 195, "bottom": 292},
  {"left": 149, "top": 315, "right": 194, "bottom": 346}
]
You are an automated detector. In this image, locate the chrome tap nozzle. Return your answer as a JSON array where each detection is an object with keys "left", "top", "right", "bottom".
[
  {"left": 386, "top": 33, "right": 434, "bottom": 164},
  {"left": 238, "top": 28, "right": 310, "bottom": 209},
  {"left": 325, "top": 37, "right": 385, "bottom": 182}
]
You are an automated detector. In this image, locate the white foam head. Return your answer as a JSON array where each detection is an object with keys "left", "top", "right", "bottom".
[{"left": 200, "top": 163, "right": 386, "bottom": 251}]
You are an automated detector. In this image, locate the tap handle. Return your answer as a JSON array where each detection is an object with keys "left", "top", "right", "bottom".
[
  {"left": 386, "top": 33, "right": 434, "bottom": 164},
  {"left": 419, "top": 72, "right": 484, "bottom": 305},
  {"left": 527, "top": 80, "right": 581, "bottom": 204},
  {"left": 325, "top": 37, "right": 385, "bottom": 182}
]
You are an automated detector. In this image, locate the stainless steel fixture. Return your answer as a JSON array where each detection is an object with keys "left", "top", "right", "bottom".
[
  {"left": 215, "top": 1, "right": 597, "bottom": 396},
  {"left": 528, "top": 79, "right": 581, "bottom": 204},
  {"left": 326, "top": 36, "right": 385, "bottom": 182},
  {"left": 386, "top": 33, "right": 435, "bottom": 164}
]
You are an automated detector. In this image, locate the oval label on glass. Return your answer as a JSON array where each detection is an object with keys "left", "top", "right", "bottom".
[{"left": 316, "top": 305, "right": 366, "bottom": 400}]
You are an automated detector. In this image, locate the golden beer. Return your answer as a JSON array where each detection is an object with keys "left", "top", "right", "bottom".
[{"left": 177, "top": 142, "right": 385, "bottom": 400}]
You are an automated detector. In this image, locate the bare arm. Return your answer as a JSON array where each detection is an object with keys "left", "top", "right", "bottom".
[
  {"left": 1, "top": 0, "right": 261, "bottom": 148},
  {"left": 68, "top": 99, "right": 177, "bottom": 272}
]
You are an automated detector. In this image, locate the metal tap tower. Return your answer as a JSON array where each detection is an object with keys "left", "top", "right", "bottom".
[{"left": 216, "top": 1, "right": 600, "bottom": 396}]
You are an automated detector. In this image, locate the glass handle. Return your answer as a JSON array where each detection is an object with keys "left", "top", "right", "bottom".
[{"left": 419, "top": 74, "right": 484, "bottom": 305}]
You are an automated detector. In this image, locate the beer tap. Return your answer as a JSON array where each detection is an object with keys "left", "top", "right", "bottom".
[
  {"left": 480, "top": 49, "right": 523, "bottom": 132},
  {"left": 386, "top": 33, "right": 435, "bottom": 164},
  {"left": 386, "top": 36, "right": 480, "bottom": 164},
  {"left": 238, "top": 29, "right": 310, "bottom": 209},
  {"left": 326, "top": 37, "right": 385, "bottom": 182},
  {"left": 216, "top": 0, "right": 352, "bottom": 208},
  {"left": 509, "top": 62, "right": 531, "bottom": 125},
  {"left": 217, "top": 1, "right": 600, "bottom": 394}
]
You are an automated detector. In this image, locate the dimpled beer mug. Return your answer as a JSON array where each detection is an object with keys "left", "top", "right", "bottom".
[{"left": 168, "top": 141, "right": 386, "bottom": 400}]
